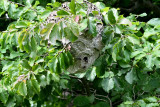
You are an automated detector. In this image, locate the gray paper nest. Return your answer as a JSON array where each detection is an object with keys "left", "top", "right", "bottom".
[{"left": 46, "top": 0, "right": 104, "bottom": 73}]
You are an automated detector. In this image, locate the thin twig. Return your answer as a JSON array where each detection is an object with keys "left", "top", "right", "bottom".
[{"left": 95, "top": 94, "right": 113, "bottom": 107}]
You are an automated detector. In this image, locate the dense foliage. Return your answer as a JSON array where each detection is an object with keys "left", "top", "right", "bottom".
[{"left": 0, "top": 0, "right": 160, "bottom": 107}]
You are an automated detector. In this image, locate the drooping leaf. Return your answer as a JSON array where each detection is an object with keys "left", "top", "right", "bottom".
[
  {"left": 18, "top": 82, "right": 27, "bottom": 96},
  {"left": 31, "top": 76, "right": 40, "bottom": 94},
  {"left": 88, "top": 17, "right": 97, "bottom": 37},
  {"left": 49, "top": 24, "right": 61, "bottom": 45}
]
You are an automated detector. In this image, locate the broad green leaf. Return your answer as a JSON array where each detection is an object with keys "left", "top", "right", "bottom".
[
  {"left": 15, "top": 21, "right": 28, "bottom": 28},
  {"left": 139, "top": 13, "right": 147, "bottom": 17},
  {"left": 93, "top": 2, "right": 106, "bottom": 10},
  {"left": 57, "top": 9, "right": 69, "bottom": 15},
  {"left": 143, "top": 29, "right": 157, "bottom": 38},
  {"left": 146, "top": 103, "right": 159, "bottom": 107},
  {"left": 145, "top": 55, "right": 153, "bottom": 69},
  {"left": 18, "top": 82, "right": 27, "bottom": 96},
  {"left": 145, "top": 97, "right": 157, "bottom": 103},
  {"left": 73, "top": 96, "right": 90, "bottom": 106},
  {"left": 119, "top": 60, "right": 131, "bottom": 68},
  {"left": 88, "top": 17, "right": 97, "bottom": 37},
  {"left": 59, "top": 53, "right": 66, "bottom": 69},
  {"left": 125, "top": 68, "right": 137, "bottom": 84},
  {"left": 21, "top": 60, "right": 31, "bottom": 70},
  {"left": 108, "top": 9, "right": 118, "bottom": 24},
  {"left": 101, "top": 77, "right": 114, "bottom": 92},
  {"left": 31, "top": 77, "right": 40, "bottom": 94},
  {"left": 0, "top": 88, "right": 9, "bottom": 104},
  {"left": 40, "top": 23, "right": 54, "bottom": 40},
  {"left": 0, "top": 0, "right": 9, "bottom": 11},
  {"left": 62, "top": 53, "right": 70, "bottom": 69},
  {"left": 30, "top": 36, "right": 37, "bottom": 59},
  {"left": 49, "top": 24, "right": 61, "bottom": 45},
  {"left": 69, "top": 0, "right": 76, "bottom": 14},
  {"left": 127, "top": 34, "right": 140, "bottom": 44},
  {"left": 119, "top": 18, "right": 132, "bottom": 26},
  {"left": 39, "top": 75, "right": 47, "bottom": 87},
  {"left": 134, "top": 53, "right": 146, "bottom": 65},
  {"left": 26, "top": 80, "right": 35, "bottom": 97},
  {"left": 64, "top": 27, "right": 78, "bottom": 42},
  {"left": 8, "top": 3, "right": 17, "bottom": 18},
  {"left": 86, "top": 67, "right": 96, "bottom": 81},
  {"left": 24, "top": 10, "right": 37, "bottom": 20},
  {"left": 48, "top": 57, "right": 58, "bottom": 73},
  {"left": 115, "top": 24, "right": 122, "bottom": 34},
  {"left": 131, "top": 51, "right": 143, "bottom": 58},
  {"left": 80, "top": 19, "right": 87, "bottom": 31},
  {"left": 147, "top": 18, "right": 160, "bottom": 26},
  {"left": 66, "top": 51, "right": 74, "bottom": 65}
]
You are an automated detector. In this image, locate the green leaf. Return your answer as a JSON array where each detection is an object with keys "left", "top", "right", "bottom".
[
  {"left": 119, "top": 18, "right": 132, "bottom": 26},
  {"left": 139, "top": 13, "right": 147, "bottom": 17},
  {"left": 49, "top": 24, "right": 61, "bottom": 45},
  {"left": 119, "top": 60, "right": 131, "bottom": 68},
  {"left": 88, "top": 17, "right": 97, "bottom": 37},
  {"left": 101, "top": 77, "right": 114, "bottom": 92},
  {"left": 57, "top": 9, "right": 69, "bottom": 15},
  {"left": 62, "top": 53, "right": 70, "bottom": 69},
  {"left": 18, "top": 31, "right": 25, "bottom": 50},
  {"left": 146, "top": 103, "right": 159, "bottom": 107},
  {"left": 39, "top": 75, "right": 47, "bottom": 87},
  {"left": 21, "top": 60, "right": 31, "bottom": 70},
  {"left": 0, "top": 0, "right": 9, "bottom": 11},
  {"left": 64, "top": 27, "right": 78, "bottom": 42},
  {"left": 134, "top": 53, "right": 146, "bottom": 65},
  {"left": 18, "top": 82, "right": 27, "bottom": 96},
  {"left": 127, "top": 34, "right": 140, "bottom": 44},
  {"left": 40, "top": 23, "right": 54, "bottom": 40},
  {"left": 108, "top": 9, "right": 118, "bottom": 24},
  {"left": 147, "top": 18, "right": 160, "bottom": 26},
  {"left": 93, "top": 2, "right": 106, "bottom": 10},
  {"left": 23, "top": 33, "right": 31, "bottom": 53},
  {"left": 131, "top": 51, "right": 143, "bottom": 58},
  {"left": 145, "top": 55, "right": 153, "bottom": 69},
  {"left": 15, "top": 21, "right": 28, "bottom": 28},
  {"left": 48, "top": 57, "right": 58, "bottom": 73},
  {"left": 145, "top": 97, "right": 157, "bottom": 103},
  {"left": 86, "top": 67, "right": 96, "bottom": 81},
  {"left": 66, "top": 51, "right": 74, "bottom": 65},
  {"left": 73, "top": 96, "right": 90, "bottom": 106},
  {"left": 1, "top": 33, "right": 8, "bottom": 49},
  {"left": 30, "top": 36, "right": 37, "bottom": 59},
  {"left": 31, "top": 77, "right": 40, "bottom": 94},
  {"left": 0, "top": 88, "right": 9, "bottom": 104},
  {"left": 26, "top": 80, "right": 35, "bottom": 97},
  {"left": 69, "top": 0, "right": 76, "bottom": 14},
  {"left": 125, "top": 68, "right": 137, "bottom": 84}
]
